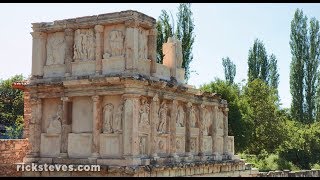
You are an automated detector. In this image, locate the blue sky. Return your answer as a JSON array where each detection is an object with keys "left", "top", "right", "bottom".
[{"left": 1, "top": 3, "right": 320, "bottom": 108}]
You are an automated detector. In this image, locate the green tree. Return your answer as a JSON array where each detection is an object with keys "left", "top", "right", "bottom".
[
  {"left": 306, "top": 17, "right": 320, "bottom": 123},
  {"left": 156, "top": 10, "right": 173, "bottom": 63},
  {"left": 0, "top": 74, "right": 24, "bottom": 126},
  {"left": 242, "top": 79, "right": 284, "bottom": 154},
  {"left": 247, "top": 38, "right": 269, "bottom": 83},
  {"left": 176, "top": 3, "right": 195, "bottom": 81},
  {"left": 268, "top": 54, "right": 280, "bottom": 100},
  {"left": 222, "top": 57, "right": 236, "bottom": 85},
  {"left": 289, "top": 9, "right": 308, "bottom": 123}
]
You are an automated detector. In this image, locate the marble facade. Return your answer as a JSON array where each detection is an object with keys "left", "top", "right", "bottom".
[{"left": 23, "top": 10, "right": 240, "bottom": 174}]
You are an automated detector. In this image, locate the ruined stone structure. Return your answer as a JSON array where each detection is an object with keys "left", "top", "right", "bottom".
[{"left": 20, "top": 10, "right": 257, "bottom": 177}]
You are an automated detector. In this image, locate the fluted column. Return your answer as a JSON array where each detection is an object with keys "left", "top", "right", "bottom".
[
  {"left": 94, "top": 25, "right": 104, "bottom": 75},
  {"left": 223, "top": 107, "right": 229, "bottom": 156},
  {"left": 27, "top": 97, "right": 42, "bottom": 158},
  {"left": 91, "top": 95, "right": 102, "bottom": 158},
  {"left": 150, "top": 94, "right": 159, "bottom": 158},
  {"left": 124, "top": 19, "right": 139, "bottom": 73},
  {"left": 64, "top": 28, "right": 74, "bottom": 77},
  {"left": 170, "top": 100, "right": 179, "bottom": 158},
  {"left": 212, "top": 105, "right": 219, "bottom": 158},
  {"left": 31, "top": 32, "right": 47, "bottom": 78},
  {"left": 199, "top": 104, "right": 205, "bottom": 157},
  {"left": 185, "top": 102, "right": 192, "bottom": 157},
  {"left": 122, "top": 94, "right": 140, "bottom": 158},
  {"left": 59, "top": 96, "right": 72, "bottom": 157},
  {"left": 148, "top": 28, "right": 157, "bottom": 75}
]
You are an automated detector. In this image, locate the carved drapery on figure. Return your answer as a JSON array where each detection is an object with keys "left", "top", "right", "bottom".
[
  {"left": 139, "top": 97, "right": 150, "bottom": 127},
  {"left": 190, "top": 105, "right": 197, "bottom": 128},
  {"left": 139, "top": 136, "right": 147, "bottom": 155},
  {"left": 176, "top": 105, "right": 185, "bottom": 127},
  {"left": 73, "top": 29, "right": 95, "bottom": 61},
  {"left": 46, "top": 32, "right": 66, "bottom": 65},
  {"left": 104, "top": 30, "right": 124, "bottom": 58},
  {"left": 157, "top": 101, "right": 168, "bottom": 133},
  {"left": 203, "top": 108, "right": 211, "bottom": 136},
  {"left": 113, "top": 103, "right": 123, "bottom": 133},
  {"left": 103, "top": 103, "right": 114, "bottom": 133},
  {"left": 47, "top": 105, "right": 62, "bottom": 134}
]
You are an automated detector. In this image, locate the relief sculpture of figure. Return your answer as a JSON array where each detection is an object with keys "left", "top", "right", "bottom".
[
  {"left": 103, "top": 104, "right": 114, "bottom": 133},
  {"left": 139, "top": 98, "right": 150, "bottom": 126},
  {"left": 113, "top": 104, "right": 123, "bottom": 132},
  {"left": 157, "top": 101, "right": 167, "bottom": 133},
  {"left": 109, "top": 30, "right": 124, "bottom": 57},
  {"left": 47, "top": 105, "right": 62, "bottom": 134},
  {"left": 139, "top": 137, "right": 146, "bottom": 155},
  {"left": 73, "top": 29, "right": 95, "bottom": 61},
  {"left": 176, "top": 106, "right": 185, "bottom": 127},
  {"left": 46, "top": 33, "right": 65, "bottom": 65},
  {"left": 138, "top": 29, "right": 148, "bottom": 60},
  {"left": 190, "top": 106, "right": 197, "bottom": 128}
]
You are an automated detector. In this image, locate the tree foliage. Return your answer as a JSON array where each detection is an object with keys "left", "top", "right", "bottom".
[{"left": 222, "top": 57, "right": 236, "bottom": 85}]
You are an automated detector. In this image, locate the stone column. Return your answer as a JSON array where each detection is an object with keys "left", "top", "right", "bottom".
[
  {"left": 122, "top": 94, "right": 140, "bottom": 158},
  {"left": 212, "top": 105, "right": 219, "bottom": 159},
  {"left": 185, "top": 102, "right": 192, "bottom": 157},
  {"left": 124, "top": 19, "right": 139, "bottom": 73},
  {"left": 59, "top": 96, "right": 72, "bottom": 158},
  {"left": 150, "top": 94, "right": 159, "bottom": 159},
  {"left": 198, "top": 104, "right": 205, "bottom": 157},
  {"left": 223, "top": 107, "right": 229, "bottom": 157},
  {"left": 91, "top": 95, "right": 102, "bottom": 158},
  {"left": 163, "top": 38, "right": 177, "bottom": 78},
  {"left": 64, "top": 28, "right": 74, "bottom": 77},
  {"left": 27, "top": 97, "right": 42, "bottom": 158},
  {"left": 31, "top": 32, "right": 47, "bottom": 78},
  {"left": 148, "top": 28, "right": 157, "bottom": 75},
  {"left": 170, "top": 100, "right": 179, "bottom": 159},
  {"left": 94, "top": 25, "right": 104, "bottom": 75}
]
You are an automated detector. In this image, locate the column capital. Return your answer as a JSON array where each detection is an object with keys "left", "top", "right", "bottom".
[
  {"left": 64, "top": 28, "right": 74, "bottom": 36},
  {"left": 30, "top": 32, "right": 47, "bottom": 39},
  {"left": 187, "top": 102, "right": 192, "bottom": 108},
  {"left": 152, "top": 94, "right": 159, "bottom": 102},
  {"left": 61, "top": 96, "right": 71, "bottom": 102},
  {"left": 172, "top": 99, "right": 179, "bottom": 105},
  {"left": 200, "top": 104, "right": 206, "bottom": 109},
  {"left": 125, "top": 19, "right": 140, "bottom": 28},
  {"left": 92, "top": 95, "right": 100, "bottom": 102},
  {"left": 94, "top": 25, "right": 104, "bottom": 33},
  {"left": 148, "top": 28, "right": 157, "bottom": 36}
]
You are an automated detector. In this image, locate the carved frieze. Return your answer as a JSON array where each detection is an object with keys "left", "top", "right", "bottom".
[
  {"left": 73, "top": 29, "right": 95, "bottom": 61},
  {"left": 46, "top": 32, "right": 66, "bottom": 65},
  {"left": 47, "top": 105, "right": 62, "bottom": 134}
]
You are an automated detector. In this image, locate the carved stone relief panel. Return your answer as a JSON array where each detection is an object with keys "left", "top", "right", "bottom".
[
  {"left": 139, "top": 97, "right": 150, "bottom": 129},
  {"left": 157, "top": 136, "right": 169, "bottom": 155},
  {"left": 190, "top": 105, "right": 198, "bottom": 128},
  {"left": 138, "top": 28, "right": 148, "bottom": 60},
  {"left": 46, "top": 32, "right": 66, "bottom": 65},
  {"left": 176, "top": 105, "right": 185, "bottom": 127},
  {"left": 157, "top": 101, "right": 168, "bottom": 133},
  {"left": 190, "top": 137, "right": 198, "bottom": 153},
  {"left": 139, "top": 136, "right": 148, "bottom": 155},
  {"left": 103, "top": 25, "right": 126, "bottom": 59},
  {"left": 103, "top": 103, "right": 114, "bottom": 133},
  {"left": 113, "top": 102, "right": 123, "bottom": 133},
  {"left": 217, "top": 108, "right": 224, "bottom": 136},
  {"left": 176, "top": 136, "right": 185, "bottom": 154},
  {"left": 73, "top": 29, "right": 95, "bottom": 61},
  {"left": 203, "top": 108, "right": 211, "bottom": 136},
  {"left": 47, "top": 104, "right": 62, "bottom": 134}
]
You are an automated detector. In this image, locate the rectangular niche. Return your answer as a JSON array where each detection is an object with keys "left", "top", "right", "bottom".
[
  {"left": 42, "top": 98, "right": 61, "bottom": 133},
  {"left": 216, "top": 136, "right": 224, "bottom": 155},
  {"left": 72, "top": 96, "right": 93, "bottom": 133},
  {"left": 139, "top": 134, "right": 149, "bottom": 157},
  {"left": 68, "top": 133, "right": 92, "bottom": 158},
  {"left": 40, "top": 133, "right": 61, "bottom": 157},
  {"left": 103, "top": 24, "right": 126, "bottom": 60},
  {"left": 99, "top": 133, "right": 122, "bottom": 158}
]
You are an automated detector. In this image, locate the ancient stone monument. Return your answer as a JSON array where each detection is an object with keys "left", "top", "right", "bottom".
[{"left": 22, "top": 10, "right": 256, "bottom": 177}]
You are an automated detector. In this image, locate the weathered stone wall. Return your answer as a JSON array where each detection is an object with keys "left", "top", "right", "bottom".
[
  {"left": 258, "top": 169, "right": 320, "bottom": 177},
  {"left": 23, "top": 91, "right": 31, "bottom": 139},
  {"left": 0, "top": 139, "right": 29, "bottom": 176}
]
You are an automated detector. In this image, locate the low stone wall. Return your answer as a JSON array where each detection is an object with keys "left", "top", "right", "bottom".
[
  {"left": 0, "top": 139, "right": 29, "bottom": 176},
  {"left": 258, "top": 169, "right": 320, "bottom": 177}
]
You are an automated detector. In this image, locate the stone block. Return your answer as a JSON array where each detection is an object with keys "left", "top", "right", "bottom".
[
  {"left": 67, "top": 133, "right": 92, "bottom": 158},
  {"left": 40, "top": 133, "right": 61, "bottom": 157}
]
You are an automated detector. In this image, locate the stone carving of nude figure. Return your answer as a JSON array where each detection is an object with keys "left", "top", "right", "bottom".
[
  {"left": 139, "top": 98, "right": 150, "bottom": 126},
  {"left": 47, "top": 105, "right": 62, "bottom": 134},
  {"left": 103, "top": 104, "right": 114, "bottom": 133},
  {"left": 157, "top": 101, "right": 168, "bottom": 133}
]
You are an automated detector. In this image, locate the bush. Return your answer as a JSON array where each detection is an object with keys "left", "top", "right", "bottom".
[{"left": 4, "top": 115, "right": 23, "bottom": 139}]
